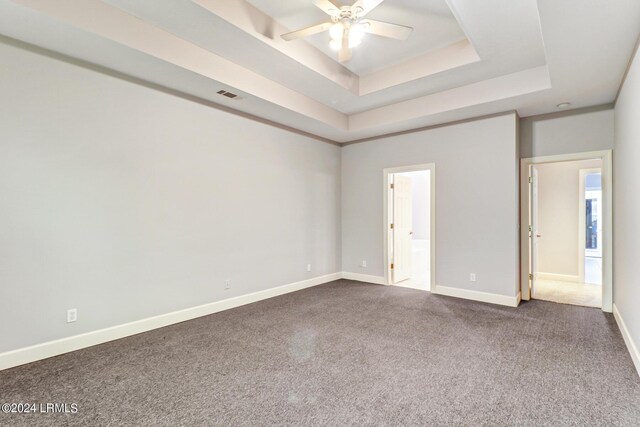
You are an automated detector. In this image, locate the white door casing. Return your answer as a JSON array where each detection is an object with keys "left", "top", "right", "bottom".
[{"left": 392, "top": 175, "right": 413, "bottom": 283}]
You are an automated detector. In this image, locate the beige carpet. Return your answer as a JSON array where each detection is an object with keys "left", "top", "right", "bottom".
[{"left": 533, "top": 279, "right": 601, "bottom": 307}]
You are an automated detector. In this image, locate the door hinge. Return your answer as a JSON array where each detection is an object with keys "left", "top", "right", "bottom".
[
  {"left": 529, "top": 273, "right": 533, "bottom": 280},
  {"left": 528, "top": 225, "right": 532, "bottom": 232},
  {"left": 391, "top": 263, "right": 394, "bottom": 269},
  {"left": 390, "top": 183, "right": 394, "bottom": 189},
  {"left": 528, "top": 176, "right": 533, "bottom": 184},
  {"left": 390, "top": 223, "right": 394, "bottom": 229}
]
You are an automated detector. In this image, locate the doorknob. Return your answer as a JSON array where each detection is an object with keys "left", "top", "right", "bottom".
[{"left": 536, "top": 234, "right": 542, "bottom": 237}]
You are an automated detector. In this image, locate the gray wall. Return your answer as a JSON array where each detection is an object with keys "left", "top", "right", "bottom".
[
  {"left": 520, "top": 106, "right": 614, "bottom": 158},
  {"left": 535, "top": 159, "right": 601, "bottom": 277},
  {"left": 342, "top": 114, "right": 519, "bottom": 297},
  {"left": 0, "top": 38, "right": 625, "bottom": 358},
  {"left": 0, "top": 41, "right": 341, "bottom": 353},
  {"left": 614, "top": 42, "right": 640, "bottom": 358}
]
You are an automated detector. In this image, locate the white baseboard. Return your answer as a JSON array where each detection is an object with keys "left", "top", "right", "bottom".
[
  {"left": 393, "top": 281, "right": 429, "bottom": 291},
  {"left": 536, "top": 272, "right": 581, "bottom": 283},
  {"left": 0, "top": 272, "right": 342, "bottom": 372},
  {"left": 613, "top": 304, "right": 640, "bottom": 378},
  {"left": 341, "top": 272, "right": 386, "bottom": 285},
  {"left": 339, "top": 273, "right": 519, "bottom": 307},
  {"left": 0, "top": 273, "right": 533, "bottom": 372},
  {"left": 433, "top": 285, "right": 520, "bottom": 307}
]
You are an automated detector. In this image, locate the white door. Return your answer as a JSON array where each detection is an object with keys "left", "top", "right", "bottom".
[
  {"left": 530, "top": 166, "right": 540, "bottom": 294},
  {"left": 392, "top": 175, "right": 413, "bottom": 283}
]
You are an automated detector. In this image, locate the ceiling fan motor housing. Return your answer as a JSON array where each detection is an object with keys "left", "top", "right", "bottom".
[{"left": 332, "top": 5, "right": 364, "bottom": 22}]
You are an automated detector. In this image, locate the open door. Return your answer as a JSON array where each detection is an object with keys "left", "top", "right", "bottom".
[
  {"left": 529, "top": 165, "right": 539, "bottom": 295},
  {"left": 392, "top": 175, "right": 413, "bottom": 283}
]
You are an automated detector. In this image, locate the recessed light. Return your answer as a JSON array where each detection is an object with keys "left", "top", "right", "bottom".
[{"left": 557, "top": 102, "right": 572, "bottom": 109}]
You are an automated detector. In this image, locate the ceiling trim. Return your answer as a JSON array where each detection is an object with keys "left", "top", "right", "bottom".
[
  {"left": 0, "top": 35, "right": 342, "bottom": 146},
  {"left": 0, "top": 34, "right": 527, "bottom": 147},
  {"left": 519, "top": 103, "right": 614, "bottom": 124},
  {"left": 349, "top": 65, "right": 551, "bottom": 131},
  {"left": 358, "top": 39, "right": 479, "bottom": 95},
  {"left": 11, "top": 0, "right": 349, "bottom": 131},
  {"left": 0, "top": 33, "right": 618, "bottom": 149},
  {"left": 343, "top": 110, "right": 518, "bottom": 145},
  {"left": 444, "top": 0, "right": 479, "bottom": 54}
]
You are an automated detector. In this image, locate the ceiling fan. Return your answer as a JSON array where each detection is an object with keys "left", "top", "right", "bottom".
[{"left": 280, "top": 0, "right": 413, "bottom": 63}]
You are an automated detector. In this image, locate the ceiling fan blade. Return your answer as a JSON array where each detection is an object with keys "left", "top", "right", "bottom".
[
  {"left": 281, "top": 21, "right": 332, "bottom": 41},
  {"left": 338, "top": 32, "right": 352, "bottom": 62},
  {"left": 361, "top": 19, "right": 413, "bottom": 40},
  {"left": 351, "top": 0, "right": 385, "bottom": 17},
  {"left": 314, "top": 0, "right": 340, "bottom": 17}
]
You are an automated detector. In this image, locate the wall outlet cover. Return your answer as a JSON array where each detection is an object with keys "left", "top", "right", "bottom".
[{"left": 67, "top": 308, "right": 77, "bottom": 323}]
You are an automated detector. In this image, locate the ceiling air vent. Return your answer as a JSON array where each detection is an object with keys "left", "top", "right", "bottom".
[{"left": 217, "top": 90, "right": 241, "bottom": 100}]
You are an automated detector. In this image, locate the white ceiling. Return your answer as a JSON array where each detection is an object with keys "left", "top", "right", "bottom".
[{"left": 0, "top": 0, "right": 639, "bottom": 143}]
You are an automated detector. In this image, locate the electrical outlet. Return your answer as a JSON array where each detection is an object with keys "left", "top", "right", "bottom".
[
  {"left": 307, "top": 264, "right": 312, "bottom": 272},
  {"left": 67, "top": 308, "right": 77, "bottom": 323},
  {"left": 470, "top": 273, "right": 477, "bottom": 282},
  {"left": 224, "top": 280, "right": 231, "bottom": 290},
  {"left": 361, "top": 260, "right": 367, "bottom": 268}
]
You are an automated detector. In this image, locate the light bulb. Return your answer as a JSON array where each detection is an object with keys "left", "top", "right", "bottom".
[
  {"left": 350, "top": 24, "right": 365, "bottom": 41},
  {"left": 349, "top": 24, "right": 365, "bottom": 47},
  {"left": 329, "top": 39, "right": 341, "bottom": 50},
  {"left": 329, "top": 23, "right": 344, "bottom": 41}
]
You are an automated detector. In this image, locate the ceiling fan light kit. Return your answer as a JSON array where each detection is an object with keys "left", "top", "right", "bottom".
[
  {"left": 280, "top": 0, "right": 413, "bottom": 63},
  {"left": 329, "top": 22, "right": 344, "bottom": 40}
]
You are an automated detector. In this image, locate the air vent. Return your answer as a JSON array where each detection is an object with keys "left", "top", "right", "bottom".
[{"left": 217, "top": 90, "right": 241, "bottom": 100}]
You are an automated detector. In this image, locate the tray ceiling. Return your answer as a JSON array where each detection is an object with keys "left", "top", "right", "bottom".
[{"left": 0, "top": 0, "right": 639, "bottom": 143}]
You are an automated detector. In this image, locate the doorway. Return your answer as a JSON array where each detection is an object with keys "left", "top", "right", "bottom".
[
  {"left": 581, "top": 169, "right": 602, "bottom": 285},
  {"left": 520, "top": 151, "right": 612, "bottom": 312},
  {"left": 383, "top": 164, "right": 435, "bottom": 291}
]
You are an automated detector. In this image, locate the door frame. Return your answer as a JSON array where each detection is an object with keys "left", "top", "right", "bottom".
[
  {"left": 383, "top": 163, "right": 436, "bottom": 291},
  {"left": 520, "top": 150, "right": 612, "bottom": 312}
]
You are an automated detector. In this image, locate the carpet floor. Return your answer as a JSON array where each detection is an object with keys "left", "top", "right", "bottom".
[{"left": 1, "top": 280, "right": 639, "bottom": 426}]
